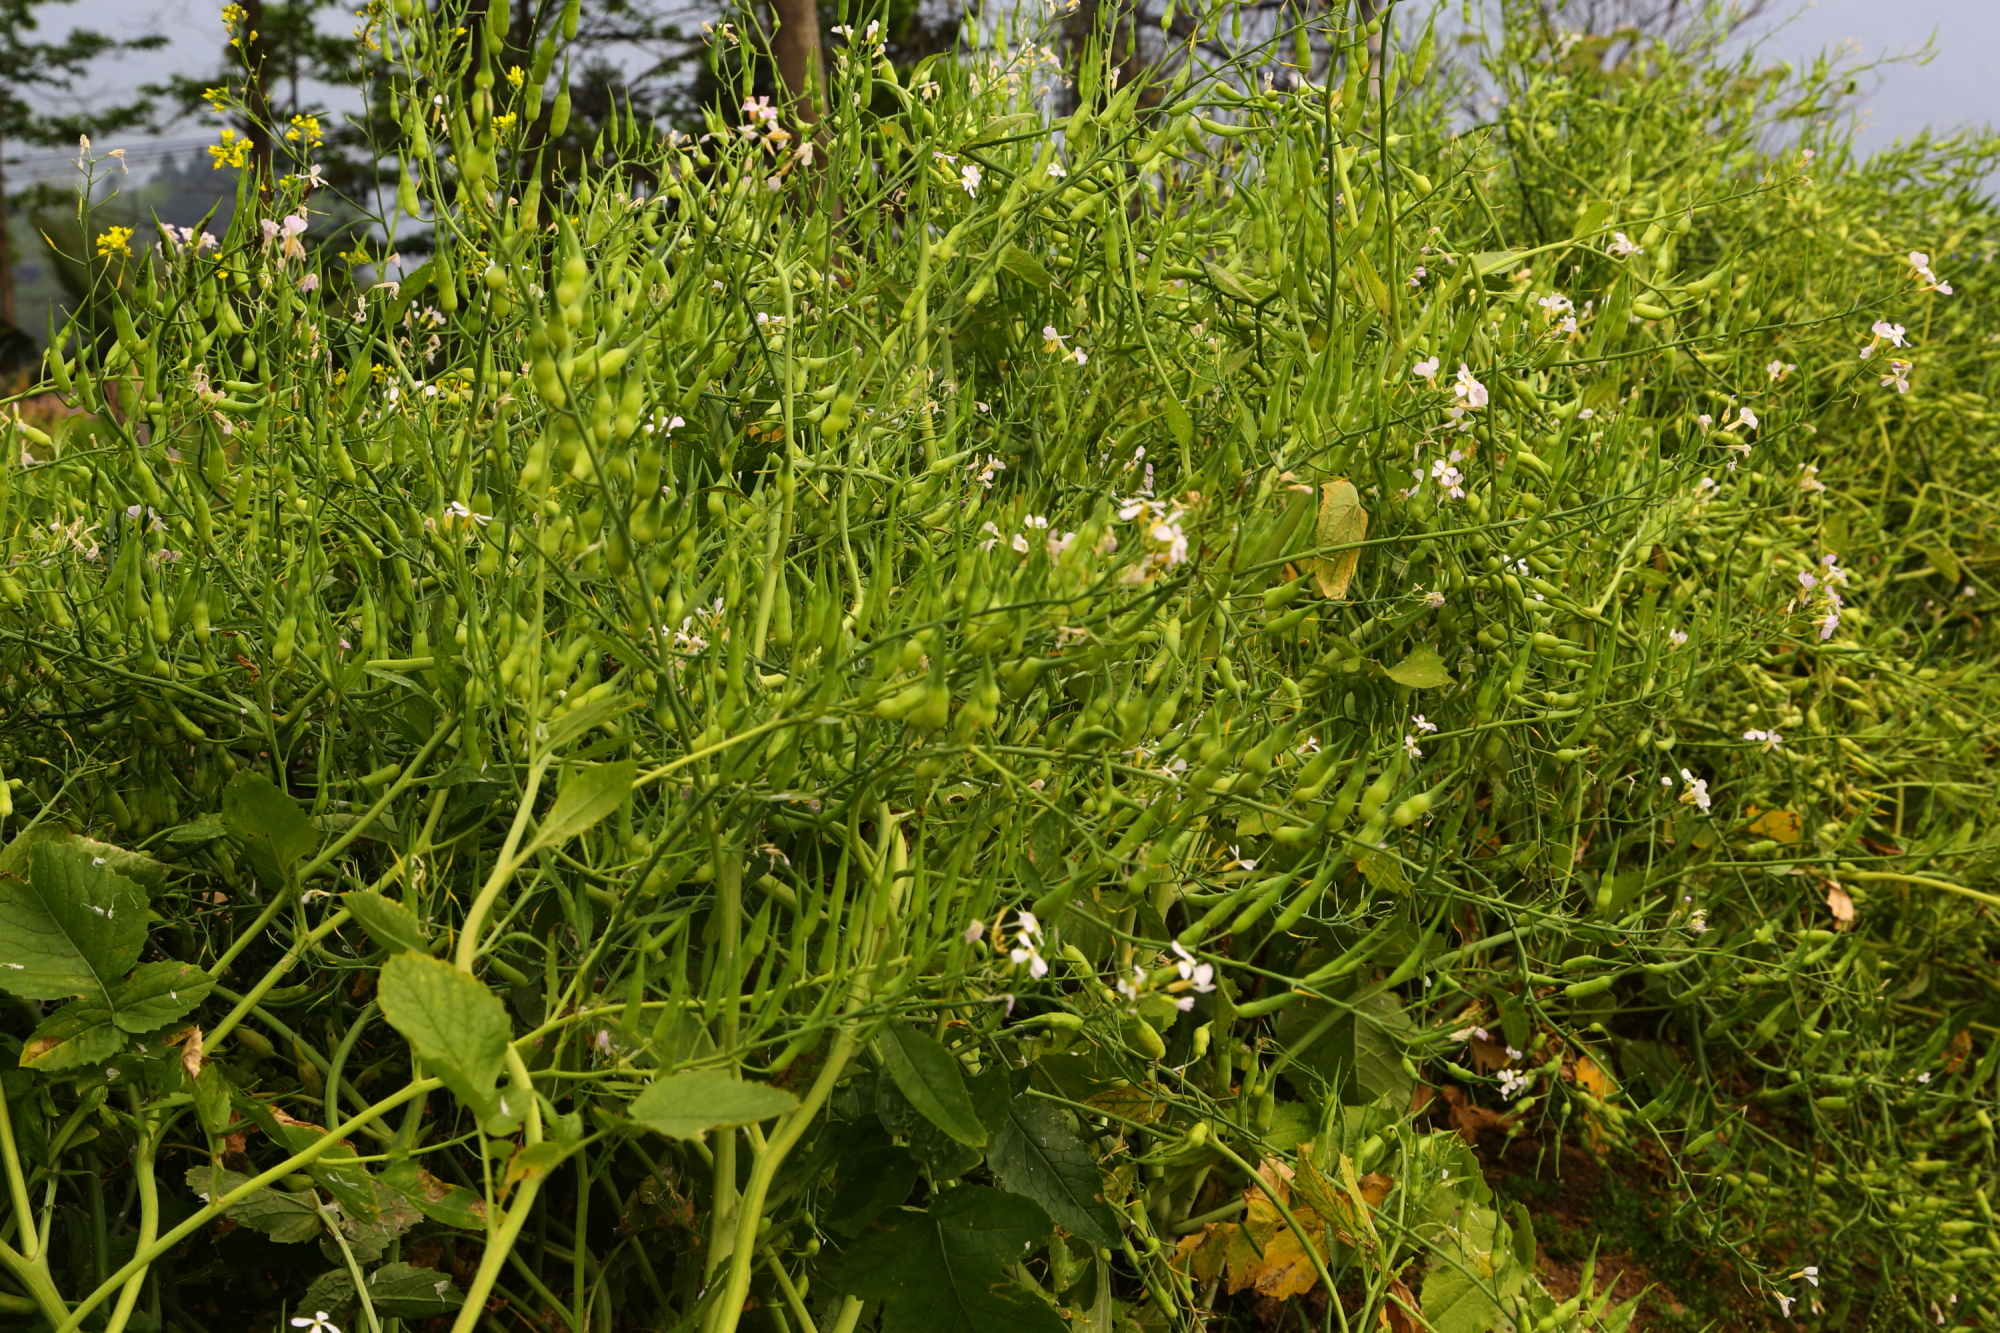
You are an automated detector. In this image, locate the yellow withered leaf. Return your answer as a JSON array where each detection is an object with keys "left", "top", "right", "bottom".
[
  {"left": 1746, "top": 807, "right": 1804, "bottom": 843},
  {"left": 1314, "top": 479, "right": 1368, "bottom": 600}
]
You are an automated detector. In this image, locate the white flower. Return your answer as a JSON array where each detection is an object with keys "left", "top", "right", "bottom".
[
  {"left": 1412, "top": 356, "right": 1440, "bottom": 380},
  {"left": 1069, "top": 346, "right": 1088, "bottom": 366},
  {"left": 1695, "top": 476, "right": 1718, "bottom": 496},
  {"left": 1678, "top": 769, "right": 1710, "bottom": 812},
  {"left": 1403, "top": 735, "right": 1423, "bottom": 760},
  {"left": 1537, "top": 292, "right": 1573, "bottom": 314},
  {"left": 1227, "top": 845, "right": 1257, "bottom": 871},
  {"left": 443, "top": 500, "right": 491, "bottom": 525},
  {"left": 1817, "top": 608, "right": 1841, "bottom": 640},
  {"left": 1688, "top": 908, "right": 1708, "bottom": 935},
  {"left": 959, "top": 163, "right": 982, "bottom": 196},
  {"left": 1871, "top": 320, "right": 1907, "bottom": 348},
  {"left": 1046, "top": 159, "right": 1066, "bottom": 178},
  {"left": 1407, "top": 266, "right": 1427, "bottom": 288},
  {"left": 972, "top": 455, "right": 1005, "bottom": 488},
  {"left": 298, "top": 273, "right": 320, "bottom": 292},
  {"left": 1802, "top": 1267, "right": 1820, "bottom": 1288},
  {"left": 1412, "top": 714, "right": 1437, "bottom": 734},
  {"left": 1042, "top": 326, "right": 1067, "bottom": 351},
  {"left": 1696, "top": 413, "right": 1713, "bottom": 432},
  {"left": 1452, "top": 364, "right": 1488, "bottom": 410},
  {"left": 1909, "top": 250, "right": 1952, "bottom": 294},
  {"left": 1743, "top": 729, "right": 1782, "bottom": 752},
  {"left": 1736, "top": 406, "right": 1759, "bottom": 430},
  {"left": 1778, "top": 1295, "right": 1794, "bottom": 1318},
  {"left": 1010, "top": 533, "right": 1030, "bottom": 553},
  {"left": 963, "top": 920, "right": 986, "bottom": 943},
  {"left": 1766, "top": 360, "right": 1794, "bottom": 380},
  {"left": 1881, "top": 359, "right": 1911, "bottom": 394},
  {"left": 1423, "top": 590, "right": 1446, "bottom": 609},
  {"left": 292, "top": 1314, "right": 342, "bottom": 1333},
  {"left": 1799, "top": 464, "right": 1825, "bottom": 493},
  {"left": 1149, "top": 516, "right": 1188, "bottom": 564},
  {"left": 1608, "top": 231, "right": 1642, "bottom": 256},
  {"left": 1669, "top": 627, "right": 1689, "bottom": 648},
  {"left": 1430, "top": 459, "right": 1465, "bottom": 499}
]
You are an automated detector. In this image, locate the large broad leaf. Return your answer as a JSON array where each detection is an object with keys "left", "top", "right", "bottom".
[
  {"left": 877, "top": 1066, "right": 1010, "bottom": 1180},
  {"left": 626, "top": 1069, "right": 798, "bottom": 1140},
  {"left": 1352, "top": 994, "right": 1418, "bottom": 1107},
  {"left": 0, "top": 839, "right": 147, "bottom": 1005},
  {"left": 186, "top": 1166, "right": 323, "bottom": 1243},
  {"left": 222, "top": 771, "right": 321, "bottom": 884},
  {"left": 878, "top": 1024, "right": 986, "bottom": 1148},
  {"left": 525, "top": 759, "right": 635, "bottom": 855},
  {"left": 342, "top": 890, "right": 430, "bottom": 955},
  {"left": 840, "top": 1186, "right": 1062, "bottom": 1333},
  {"left": 987, "top": 1097, "right": 1121, "bottom": 1246},
  {"left": 376, "top": 953, "right": 511, "bottom": 1117},
  {"left": 0, "top": 829, "right": 167, "bottom": 890},
  {"left": 1419, "top": 1201, "right": 1524, "bottom": 1333},
  {"left": 109, "top": 960, "right": 214, "bottom": 1033},
  {"left": 21, "top": 1001, "right": 123, "bottom": 1071}
]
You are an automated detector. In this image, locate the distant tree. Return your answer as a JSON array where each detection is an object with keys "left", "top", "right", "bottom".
[{"left": 0, "top": 0, "right": 162, "bottom": 366}]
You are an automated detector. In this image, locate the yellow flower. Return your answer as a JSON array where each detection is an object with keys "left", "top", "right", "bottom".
[
  {"left": 94, "top": 226, "right": 134, "bottom": 259},
  {"left": 505, "top": 65, "right": 525, "bottom": 88},
  {"left": 284, "top": 114, "right": 324, "bottom": 148},
  {"left": 220, "top": 2, "right": 245, "bottom": 29},
  {"left": 207, "top": 129, "right": 251, "bottom": 169},
  {"left": 493, "top": 112, "right": 518, "bottom": 135}
]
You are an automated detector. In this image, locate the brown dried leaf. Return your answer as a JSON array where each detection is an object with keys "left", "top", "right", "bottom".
[
  {"left": 1173, "top": 1224, "right": 1232, "bottom": 1284},
  {"left": 1437, "top": 1084, "right": 1515, "bottom": 1147},
  {"left": 1825, "top": 883, "right": 1856, "bottom": 929},
  {"left": 1382, "top": 1278, "right": 1423, "bottom": 1333},
  {"left": 1313, "top": 479, "right": 1368, "bottom": 599},
  {"left": 180, "top": 1026, "right": 205, "bottom": 1080}
]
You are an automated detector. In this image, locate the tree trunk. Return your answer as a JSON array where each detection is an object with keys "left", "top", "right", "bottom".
[
  {"left": 770, "top": 0, "right": 825, "bottom": 129},
  {"left": 242, "top": 0, "right": 274, "bottom": 177}
]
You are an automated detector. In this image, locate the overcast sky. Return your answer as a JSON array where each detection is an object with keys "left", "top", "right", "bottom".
[{"left": 8, "top": 0, "right": 1998, "bottom": 182}]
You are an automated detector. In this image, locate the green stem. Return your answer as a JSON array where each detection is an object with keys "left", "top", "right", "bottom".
[
  {"left": 321, "top": 1201, "right": 384, "bottom": 1333},
  {"left": 0, "top": 1073, "right": 40, "bottom": 1262},
  {"left": 1208, "top": 1139, "right": 1351, "bottom": 1333},
  {"left": 99, "top": 1106, "right": 164, "bottom": 1333},
  {"left": 456, "top": 757, "right": 549, "bottom": 970},
  {"left": 444, "top": 1175, "right": 548, "bottom": 1333}
]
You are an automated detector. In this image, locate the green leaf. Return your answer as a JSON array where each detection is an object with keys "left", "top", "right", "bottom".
[
  {"left": 1382, "top": 644, "right": 1454, "bottom": 689},
  {"left": 1352, "top": 993, "right": 1417, "bottom": 1107},
  {"left": 987, "top": 1098, "right": 1121, "bottom": 1246},
  {"left": 1472, "top": 249, "right": 1524, "bottom": 277},
  {"left": 22, "top": 1001, "right": 123, "bottom": 1071},
  {"left": 1203, "top": 261, "right": 1259, "bottom": 302},
  {"left": 342, "top": 891, "right": 430, "bottom": 954},
  {"left": 380, "top": 1160, "right": 488, "bottom": 1231},
  {"left": 1571, "top": 200, "right": 1614, "bottom": 239},
  {"left": 878, "top": 1024, "right": 986, "bottom": 1148},
  {"left": 108, "top": 960, "right": 213, "bottom": 1033},
  {"left": 192, "top": 1063, "right": 232, "bottom": 1134},
  {"left": 540, "top": 693, "right": 637, "bottom": 754},
  {"left": 222, "top": 771, "right": 321, "bottom": 884},
  {"left": 525, "top": 759, "right": 636, "bottom": 855},
  {"left": 840, "top": 1187, "right": 1061, "bottom": 1333},
  {"left": 164, "top": 814, "right": 230, "bottom": 845},
  {"left": 1161, "top": 396, "right": 1193, "bottom": 451},
  {"left": 997, "top": 244, "right": 1053, "bottom": 290},
  {"left": 186, "top": 1166, "right": 323, "bottom": 1243},
  {"left": 626, "top": 1069, "right": 799, "bottom": 1140},
  {"left": 0, "top": 838, "right": 147, "bottom": 1005},
  {"left": 365, "top": 1262, "right": 467, "bottom": 1318},
  {"left": 0, "top": 829, "right": 168, "bottom": 890},
  {"left": 376, "top": 953, "right": 511, "bottom": 1117}
]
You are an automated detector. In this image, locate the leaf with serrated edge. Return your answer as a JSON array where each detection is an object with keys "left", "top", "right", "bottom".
[
  {"left": 342, "top": 890, "right": 430, "bottom": 954},
  {"left": 366, "top": 1262, "right": 467, "bottom": 1317},
  {"left": 627, "top": 1069, "right": 798, "bottom": 1140},
  {"left": 878, "top": 1024, "right": 987, "bottom": 1148},
  {"left": 526, "top": 759, "right": 636, "bottom": 855},
  {"left": 988, "top": 1098, "right": 1120, "bottom": 1246},
  {"left": 22, "top": 1001, "right": 123, "bottom": 1071},
  {"left": 185, "top": 1166, "right": 322, "bottom": 1243},
  {"left": 840, "top": 1187, "right": 1061, "bottom": 1333},
  {"left": 0, "top": 840, "right": 147, "bottom": 1006},
  {"left": 222, "top": 771, "right": 321, "bottom": 878},
  {"left": 109, "top": 961, "right": 213, "bottom": 1033},
  {"left": 1382, "top": 644, "right": 1453, "bottom": 690},
  {"left": 376, "top": 953, "right": 510, "bottom": 1116}
]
